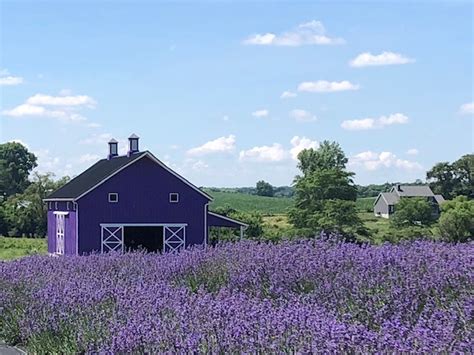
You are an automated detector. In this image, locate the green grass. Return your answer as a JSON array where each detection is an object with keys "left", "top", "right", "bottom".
[
  {"left": 359, "top": 212, "right": 391, "bottom": 243},
  {"left": 206, "top": 190, "right": 294, "bottom": 215},
  {"left": 0, "top": 237, "right": 47, "bottom": 260},
  {"left": 356, "top": 197, "right": 376, "bottom": 212}
]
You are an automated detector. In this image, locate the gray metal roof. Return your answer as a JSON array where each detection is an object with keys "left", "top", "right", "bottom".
[
  {"left": 434, "top": 194, "right": 446, "bottom": 204},
  {"left": 381, "top": 192, "right": 399, "bottom": 205},
  {"left": 391, "top": 185, "right": 435, "bottom": 197}
]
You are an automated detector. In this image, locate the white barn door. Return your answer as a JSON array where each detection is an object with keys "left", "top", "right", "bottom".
[
  {"left": 55, "top": 214, "right": 65, "bottom": 255},
  {"left": 101, "top": 226, "right": 124, "bottom": 252},
  {"left": 164, "top": 225, "right": 186, "bottom": 252}
]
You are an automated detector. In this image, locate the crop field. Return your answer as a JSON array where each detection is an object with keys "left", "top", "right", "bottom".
[
  {"left": 206, "top": 190, "right": 294, "bottom": 214},
  {"left": 1, "top": 239, "right": 472, "bottom": 353},
  {"left": 206, "top": 190, "right": 375, "bottom": 215}
]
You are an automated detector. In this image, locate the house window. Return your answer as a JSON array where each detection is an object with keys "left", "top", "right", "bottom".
[
  {"left": 55, "top": 202, "right": 58, "bottom": 210},
  {"left": 108, "top": 193, "right": 119, "bottom": 203},
  {"left": 49, "top": 202, "right": 52, "bottom": 209},
  {"left": 169, "top": 193, "right": 179, "bottom": 203}
]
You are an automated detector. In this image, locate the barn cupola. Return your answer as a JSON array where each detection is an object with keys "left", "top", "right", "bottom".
[
  {"left": 128, "top": 133, "right": 140, "bottom": 156},
  {"left": 108, "top": 138, "right": 118, "bottom": 160}
]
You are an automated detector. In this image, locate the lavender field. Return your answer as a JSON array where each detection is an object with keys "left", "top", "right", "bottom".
[{"left": 1, "top": 239, "right": 473, "bottom": 353}]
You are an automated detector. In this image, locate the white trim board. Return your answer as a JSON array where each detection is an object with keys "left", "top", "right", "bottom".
[{"left": 100, "top": 223, "right": 188, "bottom": 227}]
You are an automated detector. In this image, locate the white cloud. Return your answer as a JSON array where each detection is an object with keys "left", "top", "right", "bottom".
[
  {"left": 349, "top": 51, "right": 415, "bottom": 67},
  {"left": 32, "top": 149, "right": 74, "bottom": 176},
  {"left": 406, "top": 148, "right": 419, "bottom": 155},
  {"left": 239, "top": 143, "right": 288, "bottom": 162},
  {"left": 1, "top": 92, "right": 95, "bottom": 124},
  {"left": 289, "top": 109, "right": 317, "bottom": 122},
  {"left": 26, "top": 94, "right": 95, "bottom": 107},
  {"left": 0, "top": 76, "right": 23, "bottom": 86},
  {"left": 281, "top": 91, "right": 297, "bottom": 99},
  {"left": 79, "top": 133, "right": 113, "bottom": 145},
  {"left": 459, "top": 102, "right": 474, "bottom": 115},
  {"left": 297, "top": 80, "right": 360, "bottom": 93},
  {"left": 187, "top": 135, "right": 236, "bottom": 156},
  {"left": 243, "top": 20, "right": 344, "bottom": 46},
  {"left": 252, "top": 109, "right": 269, "bottom": 118},
  {"left": 290, "top": 136, "right": 319, "bottom": 160},
  {"left": 349, "top": 150, "right": 422, "bottom": 171},
  {"left": 341, "top": 113, "right": 409, "bottom": 130},
  {"left": 0, "top": 69, "right": 23, "bottom": 86},
  {"left": 222, "top": 115, "right": 230, "bottom": 121},
  {"left": 192, "top": 160, "right": 209, "bottom": 171},
  {"left": 2, "top": 103, "right": 86, "bottom": 122},
  {"left": 79, "top": 153, "right": 101, "bottom": 163},
  {"left": 86, "top": 122, "right": 101, "bottom": 128}
]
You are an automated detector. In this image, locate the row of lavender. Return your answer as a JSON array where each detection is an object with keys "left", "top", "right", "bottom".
[{"left": 1, "top": 239, "right": 473, "bottom": 353}]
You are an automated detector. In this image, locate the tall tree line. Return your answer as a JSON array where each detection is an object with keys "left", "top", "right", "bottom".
[{"left": 0, "top": 142, "right": 69, "bottom": 237}]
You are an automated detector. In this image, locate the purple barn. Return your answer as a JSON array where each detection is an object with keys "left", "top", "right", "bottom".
[{"left": 44, "top": 134, "right": 247, "bottom": 255}]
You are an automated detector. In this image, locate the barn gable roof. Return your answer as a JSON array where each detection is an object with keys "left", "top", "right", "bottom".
[{"left": 45, "top": 151, "right": 212, "bottom": 201}]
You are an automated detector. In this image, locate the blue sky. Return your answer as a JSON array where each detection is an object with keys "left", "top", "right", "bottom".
[{"left": 1, "top": 1, "right": 472, "bottom": 187}]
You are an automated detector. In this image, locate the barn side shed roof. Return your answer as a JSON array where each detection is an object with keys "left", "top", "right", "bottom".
[
  {"left": 45, "top": 151, "right": 212, "bottom": 201},
  {"left": 207, "top": 211, "right": 248, "bottom": 228}
]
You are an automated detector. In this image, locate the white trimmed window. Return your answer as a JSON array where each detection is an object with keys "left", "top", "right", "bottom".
[
  {"left": 108, "top": 193, "right": 119, "bottom": 203},
  {"left": 169, "top": 193, "right": 179, "bottom": 203}
]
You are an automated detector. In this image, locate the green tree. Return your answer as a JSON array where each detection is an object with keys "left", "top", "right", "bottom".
[
  {"left": 390, "top": 197, "right": 436, "bottom": 228},
  {"left": 451, "top": 154, "right": 474, "bottom": 199},
  {"left": 289, "top": 141, "right": 364, "bottom": 240},
  {"left": 0, "top": 142, "right": 37, "bottom": 198},
  {"left": 255, "top": 180, "right": 274, "bottom": 197},
  {"left": 426, "top": 162, "right": 454, "bottom": 199},
  {"left": 231, "top": 211, "right": 264, "bottom": 239},
  {"left": 437, "top": 196, "right": 474, "bottom": 242},
  {"left": 297, "top": 140, "right": 348, "bottom": 175},
  {"left": 426, "top": 154, "right": 473, "bottom": 200},
  {"left": 4, "top": 173, "right": 70, "bottom": 237}
]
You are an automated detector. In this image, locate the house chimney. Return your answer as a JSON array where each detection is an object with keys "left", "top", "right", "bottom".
[
  {"left": 128, "top": 134, "right": 139, "bottom": 156},
  {"left": 108, "top": 139, "right": 118, "bottom": 160},
  {"left": 396, "top": 184, "right": 402, "bottom": 192}
]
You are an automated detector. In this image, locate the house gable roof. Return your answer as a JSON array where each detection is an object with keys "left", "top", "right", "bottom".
[
  {"left": 379, "top": 192, "right": 399, "bottom": 205},
  {"left": 45, "top": 151, "right": 212, "bottom": 201},
  {"left": 390, "top": 185, "right": 435, "bottom": 197}
]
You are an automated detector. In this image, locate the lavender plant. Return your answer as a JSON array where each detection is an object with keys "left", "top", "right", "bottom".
[{"left": 1, "top": 238, "right": 473, "bottom": 353}]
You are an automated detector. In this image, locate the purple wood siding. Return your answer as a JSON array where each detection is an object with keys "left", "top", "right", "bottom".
[
  {"left": 77, "top": 156, "right": 209, "bottom": 254},
  {"left": 65, "top": 212, "right": 77, "bottom": 255},
  {"left": 46, "top": 210, "right": 77, "bottom": 255},
  {"left": 47, "top": 211, "right": 56, "bottom": 253}
]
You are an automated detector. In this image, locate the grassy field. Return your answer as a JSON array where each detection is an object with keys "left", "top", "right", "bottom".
[
  {"left": 207, "top": 190, "right": 376, "bottom": 215},
  {"left": 359, "top": 212, "right": 391, "bottom": 242},
  {"left": 206, "top": 190, "right": 294, "bottom": 215},
  {"left": 0, "top": 237, "right": 47, "bottom": 260},
  {"left": 356, "top": 197, "right": 376, "bottom": 212}
]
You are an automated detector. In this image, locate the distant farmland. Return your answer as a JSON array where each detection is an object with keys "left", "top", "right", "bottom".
[
  {"left": 205, "top": 190, "right": 376, "bottom": 215},
  {"left": 205, "top": 190, "right": 294, "bottom": 214}
]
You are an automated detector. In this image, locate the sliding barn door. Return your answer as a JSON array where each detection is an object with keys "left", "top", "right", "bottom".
[
  {"left": 164, "top": 225, "right": 186, "bottom": 252},
  {"left": 101, "top": 226, "right": 124, "bottom": 252}
]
